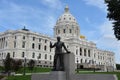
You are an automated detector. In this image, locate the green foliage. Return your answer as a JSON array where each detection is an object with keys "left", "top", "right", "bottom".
[
  {"left": 116, "top": 64, "right": 120, "bottom": 70},
  {"left": 0, "top": 66, "right": 4, "bottom": 71},
  {"left": 4, "top": 53, "right": 13, "bottom": 72},
  {"left": 12, "top": 59, "right": 22, "bottom": 72},
  {"left": 105, "top": 0, "right": 120, "bottom": 40},
  {"left": 27, "top": 60, "right": 35, "bottom": 72}
]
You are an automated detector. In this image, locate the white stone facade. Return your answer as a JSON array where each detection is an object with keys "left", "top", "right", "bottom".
[{"left": 0, "top": 6, "right": 116, "bottom": 70}]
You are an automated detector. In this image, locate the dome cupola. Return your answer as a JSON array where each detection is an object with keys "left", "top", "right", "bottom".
[{"left": 54, "top": 6, "right": 80, "bottom": 39}]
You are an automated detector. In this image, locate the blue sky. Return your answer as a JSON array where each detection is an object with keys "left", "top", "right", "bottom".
[{"left": 0, "top": 0, "right": 120, "bottom": 64}]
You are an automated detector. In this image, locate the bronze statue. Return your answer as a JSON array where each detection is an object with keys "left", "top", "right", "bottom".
[{"left": 50, "top": 36, "right": 70, "bottom": 71}]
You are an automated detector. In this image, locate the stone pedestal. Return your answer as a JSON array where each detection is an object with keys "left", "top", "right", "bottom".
[
  {"left": 64, "top": 53, "right": 75, "bottom": 80},
  {"left": 31, "top": 53, "right": 75, "bottom": 80},
  {"left": 50, "top": 71, "right": 66, "bottom": 80}
]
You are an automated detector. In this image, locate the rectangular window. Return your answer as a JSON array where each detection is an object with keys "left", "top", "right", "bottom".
[
  {"left": 33, "top": 37, "right": 35, "bottom": 41},
  {"left": 63, "top": 29, "right": 66, "bottom": 33},
  {"left": 69, "top": 29, "right": 72, "bottom": 33},
  {"left": 13, "top": 52, "right": 15, "bottom": 57},
  {"left": 58, "top": 30, "right": 60, "bottom": 34},
  {"left": 39, "top": 38, "right": 41, "bottom": 42},
  {"left": 84, "top": 49, "right": 86, "bottom": 56},
  {"left": 32, "top": 53, "right": 35, "bottom": 58},
  {"left": 14, "top": 41, "right": 16, "bottom": 48},
  {"left": 44, "top": 46, "right": 47, "bottom": 51},
  {"left": 6, "top": 41, "right": 7, "bottom": 47},
  {"left": 15, "top": 36, "right": 17, "bottom": 39},
  {"left": 45, "top": 39, "right": 47, "bottom": 43},
  {"left": 22, "top": 52, "right": 25, "bottom": 57},
  {"left": 80, "top": 48, "right": 82, "bottom": 56},
  {"left": 22, "top": 41, "right": 25, "bottom": 48},
  {"left": 88, "top": 50, "right": 90, "bottom": 57}
]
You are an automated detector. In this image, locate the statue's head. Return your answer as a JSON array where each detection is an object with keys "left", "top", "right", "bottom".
[{"left": 57, "top": 36, "right": 61, "bottom": 42}]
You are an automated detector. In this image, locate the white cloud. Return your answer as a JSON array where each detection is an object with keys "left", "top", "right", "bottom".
[
  {"left": 83, "top": 0, "right": 107, "bottom": 12},
  {"left": 85, "top": 17, "right": 91, "bottom": 23},
  {"left": 95, "top": 21, "right": 120, "bottom": 64},
  {"left": 0, "top": 0, "right": 60, "bottom": 35}
]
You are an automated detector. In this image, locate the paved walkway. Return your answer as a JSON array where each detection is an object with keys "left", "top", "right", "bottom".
[{"left": 31, "top": 73, "right": 118, "bottom": 80}]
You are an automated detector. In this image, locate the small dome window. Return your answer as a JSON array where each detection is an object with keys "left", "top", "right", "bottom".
[
  {"left": 64, "top": 18, "right": 66, "bottom": 20},
  {"left": 69, "top": 18, "right": 71, "bottom": 20}
]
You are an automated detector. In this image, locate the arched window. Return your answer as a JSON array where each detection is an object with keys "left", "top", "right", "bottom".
[
  {"left": 32, "top": 43, "right": 35, "bottom": 49},
  {"left": 23, "top": 36, "right": 25, "bottom": 39},
  {"left": 44, "top": 46, "right": 47, "bottom": 51}
]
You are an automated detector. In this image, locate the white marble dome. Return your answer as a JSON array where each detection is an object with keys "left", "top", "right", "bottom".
[
  {"left": 56, "top": 6, "right": 78, "bottom": 25},
  {"left": 54, "top": 6, "right": 80, "bottom": 39}
]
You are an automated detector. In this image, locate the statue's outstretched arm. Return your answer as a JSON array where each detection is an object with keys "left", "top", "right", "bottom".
[{"left": 50, "top": 42, "right": 56, "bottom": 48}]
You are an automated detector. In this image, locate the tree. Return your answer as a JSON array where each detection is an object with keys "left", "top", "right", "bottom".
[
  {"left": 105, "top": 0, "right": 120, "bottom": 40},
  {"left": 12, "top": 59, "right": 22, "bottom": 72},
  {"left": 116, "top": 64, "right": 120, "bottom": 70},
  {"left": 28, "top": 59, "right": 35, "bottom": 72},
  {"left": 3, "top": 53, "right": 13, "bottom": 74}
]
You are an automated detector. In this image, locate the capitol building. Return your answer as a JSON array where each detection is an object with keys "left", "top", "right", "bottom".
[{"left": 0, "top": 6, "right": 116, "bottom": 71}]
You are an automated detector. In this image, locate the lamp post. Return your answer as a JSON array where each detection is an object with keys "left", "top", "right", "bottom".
[
  {"left": 23, "top": 57, "right": 26, "bottom": 76},
  {"left": 92, "top": 59, "right": 95, "bottom": 72},
  {"left": 77, "top": 59, "right": 79, "bottom": 73},
  {"left": 37, "top": 56, "right": 40, "bottom": 66}
]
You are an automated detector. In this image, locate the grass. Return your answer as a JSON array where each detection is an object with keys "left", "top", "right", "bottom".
[
  {"left": 16, "top": 67, "right": 52, "bottom": 73},
  {"left": 1, "top": 67, "right": 120, "bottom": 80},
  {"left": 6, "top": 75, "right": 31, "bottom": 80}
]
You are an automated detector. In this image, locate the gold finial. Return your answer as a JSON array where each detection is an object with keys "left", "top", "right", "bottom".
[
  {"left": 65, "top": 5, "right": 69, "bottom": 12},
  {"left": 80, "top": 35, "right": 85, "bottom": 39}
]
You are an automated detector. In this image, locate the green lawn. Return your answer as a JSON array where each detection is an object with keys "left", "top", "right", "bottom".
[
  {"left": 16, "top": 67, "right": 52, "bottom": 74},
  {"left": 6, "top": 75, "right": 31, "bottom": 80},
  {"left": 1, "top": 67, "right": 119, "bottom": 80}
]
